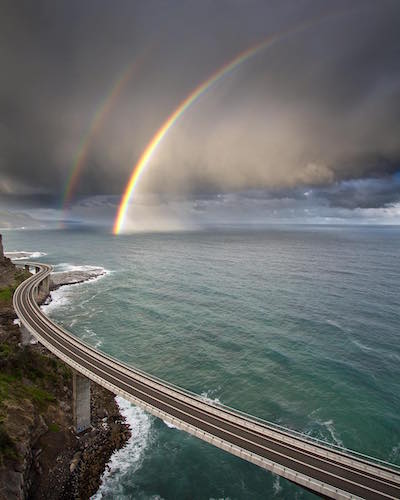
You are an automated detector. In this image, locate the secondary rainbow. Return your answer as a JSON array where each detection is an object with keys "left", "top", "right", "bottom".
[
  {"left": 62, "top": 54, "right": 148, "bottom": 211},
  {"left": 113, "top": 11, "right": 345, "bottom": 234}
]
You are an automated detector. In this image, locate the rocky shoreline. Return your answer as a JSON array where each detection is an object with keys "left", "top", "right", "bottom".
[
  {"left": 28, "top": 381, "right": 130, "bottom": 500},
  {"left": 50, "top": 267, "right": 107, "bottom": 290},
  {"left": 0, "top": 235, "right": 131, "bottom": 499}
]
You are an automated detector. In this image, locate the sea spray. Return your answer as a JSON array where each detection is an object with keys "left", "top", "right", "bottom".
[
  {"left": 92, "top": 397, "right": 152, "bottom": 499},
  {"left": 4, "top": 226, "right": 400, "bottom": 498},
  {"left": 5, "top": 250, "right": 47, "bottom": 260}
]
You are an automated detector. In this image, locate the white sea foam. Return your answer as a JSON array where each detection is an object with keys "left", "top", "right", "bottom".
[
  {"left": 39, "top": 264, "right": 109, "bottom": 353},
  {"left": 54, "top": 263, "right": 109, "bottom": 274},
  {"left": 320, "top": 419, "right": 343, "bottom": 447},
  {"left": 163, "top": 419, "right": 178, "bottom": 429},
  {"left": 200, "top": 389, "right": 222, "bottom": 406},
  {"left": 82, "top": 327, "right": 103, "bottom": 348},
  {"left": 308, "top": 419, "right": 343, "bottom": 447},
  {"left": 40, "top": 286, "right": 71, "bottom": 314},
  {"left": 6, "top": 250, "right": 47, "bottom": 260},
  {"left": 388, "top": 352, "right": 400, "bottom": 363},
  {"left": 92, "top": 397, "right": 152, "bottom": 499},
  {"left": 41, "top": 263, "right": 108, "bottom": 319},
  {"left": 51, "top": 264, "right": 110, "bottom": 287},
  {"left": 272, "top": 475, "right": 282, "bottom": 495},
  {"left": 326, "top": 319, "right": 342, "bottom": 330},
  {"left": 389, "top": 443, "right": 400, "bottom": 463},
  {"left": 351, "top": 338, "right": 373, "bottom": 352},
  {"left": 305, "top": 410, "right": 343, "bottom": 448}
]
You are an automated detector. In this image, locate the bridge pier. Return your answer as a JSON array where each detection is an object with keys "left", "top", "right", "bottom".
[
  {"left": 41, "top": 275, "right": 50, "bottom": 295},
  {"left": 35, "top": 275, "right": 50, "bottom": 303},
  {"left": 24, "top": 264, "right": 30, "bottom": 272},
  {"left": 73, "top": 371, "right": 91, "bottom": 433}
]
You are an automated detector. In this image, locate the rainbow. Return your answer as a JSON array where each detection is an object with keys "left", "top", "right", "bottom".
[
  {"left": 113, "top": 11, "right": 349, "bottom": 234},
  {"left": 62, "top": 55, "right": 147, "bottom": 211}
]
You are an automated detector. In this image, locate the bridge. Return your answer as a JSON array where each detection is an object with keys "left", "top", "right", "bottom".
[{"left": 13, "top": 263, "right": 400, "bottom": 499}]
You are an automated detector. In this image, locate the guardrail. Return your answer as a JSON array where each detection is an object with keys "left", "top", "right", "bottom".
[{"left": 15, "top": 262, "right": 400, "bottom": 479}]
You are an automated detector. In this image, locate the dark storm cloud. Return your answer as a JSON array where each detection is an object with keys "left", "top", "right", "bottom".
[
  {"left": 315, "top": 176, "right": 400, "bottom": 209},
  {"left": 1, "top": 0, "right": 400, "bottom": 213},
  {"left": 0, "top": 192, "right": 58, "bottom": 210}
]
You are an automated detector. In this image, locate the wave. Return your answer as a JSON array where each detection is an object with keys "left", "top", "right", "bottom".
[
  {"left": 54, "top": 263, "right": 110, "bottom": 273},
  {"left": 305, "top": 410, "right": 343, "bottom": 448},
  {"left": 5, "top": 250, "right": 47, "bottom": 260},
  {"left": 319, "top": 419, "right": 343, "bottom": 447},
  {"left": 81, "top": 326, "right": 103, "bottom": 349},
  {"left": 326, "top": 319, "right": 343, "bottom": 330},
  {"left": 40, "top": 264, "right": 108, "bottom": 350},
  {"left": 51, "top": 264, "right": 109, "bottom": 289},
  {"left": 389, "top": 443, "right": 400, "bottom": 463},
  {"left": 272, "top": 475, "right": 282, "bottom": 496},
  {"left": 41, "top": 263, "right": 109, "bottom": 319},
  {"left": 40, "top": 287, "right": 71, "bottom": 314},
  {"left": 200, "top": 389, "right": 222, "bottom": 406},
  {"left": 92, "top": 397, "right": 152, "bottom": 499},
  {"left": 350, "top": 338, "right": 374, "bottom": 353},
  {"left": 52, "top": 263, "right": 109, "bottom": 282},
  {"left": 163, "top": 419, "right": 178, "bottom": 429}
]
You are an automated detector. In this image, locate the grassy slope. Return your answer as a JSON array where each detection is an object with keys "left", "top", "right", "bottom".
[{"left": 0, "top": 265, "right": 71, "bottom": 465}]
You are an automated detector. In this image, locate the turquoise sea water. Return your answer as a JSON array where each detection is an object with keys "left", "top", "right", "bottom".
[{"left": 4, "top": 226, "right": 400, "bottom": 499}]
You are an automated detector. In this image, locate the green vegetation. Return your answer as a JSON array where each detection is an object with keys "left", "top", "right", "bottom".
[
  {"left": 0, "top": 343, "right": 12, "bottom": 358},
  {"left": 0, "top": 270, "right": 30, "bottom": 304},
  {"left": 0, "top": 373, "right": 17, "bottom": 405},
  {"left": 0, "top": 372, "right": 54, "bottom": 408},
  {"left": 0, "top": 340, "right": 71, "bottom": 460},
  {"left": 0, "top": 424, "right": 17, "bottom": 462},
  {"left": 24, "top": 385, "right": 55, "bottom": 405},
  {"left": 0, "top": 265, "right": 70, "bottom": 462},
  {"left": 0, "top": 287, "right": 12, "bottom": 303},
  {"left": 14, "top": 270, "right": 30, "bottom": 287}
]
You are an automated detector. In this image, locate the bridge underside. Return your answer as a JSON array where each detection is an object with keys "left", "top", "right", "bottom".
[
  {"left": 21, "top": 264, "right": 91, "bottom": 434},
  {"left": 13, "top": 262, "right": 400, "bottom": 500}
]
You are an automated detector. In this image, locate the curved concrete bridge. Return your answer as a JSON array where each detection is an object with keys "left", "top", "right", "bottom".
[{"left": 13, "top": 263, "right": 400, "bottom": 499}]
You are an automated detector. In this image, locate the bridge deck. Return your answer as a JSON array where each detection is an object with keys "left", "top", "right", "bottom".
[{"left": 13, "top": 263, "right": 400, "bottom": 499}]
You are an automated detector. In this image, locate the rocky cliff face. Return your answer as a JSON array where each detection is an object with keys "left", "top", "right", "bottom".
[
  {"left": 0, "top": 234, "right": 17, "bottom": 291},
  {"left": 0, "top": 234, "right": 4, "bottom": 261},
  {"left": 0, "top": 234, "right": 130, "bottom": 499}
]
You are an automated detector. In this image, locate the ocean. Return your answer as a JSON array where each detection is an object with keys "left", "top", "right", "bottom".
[{"left": 4, "top": 225, "right": 400, "bottom": 499}]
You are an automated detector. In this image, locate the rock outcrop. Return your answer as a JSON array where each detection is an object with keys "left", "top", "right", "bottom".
[
  {"left": 0, "top": 234, "right": 4, "bottom": 261},
  {"left": 50, "top": 267, "right": 106, "bottom": 289},
  {"left": 0, "top": 234, "right": 130, "bottom": 499}
]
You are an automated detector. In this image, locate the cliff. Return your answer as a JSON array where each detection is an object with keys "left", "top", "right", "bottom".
[{"left": 0, "top": 234, "right": 130, "bottom": 499}]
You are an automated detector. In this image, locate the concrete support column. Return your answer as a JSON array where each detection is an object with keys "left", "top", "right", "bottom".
[
  {"left": 24, "top": 264, "right": 30, "bottom": 272},
  {"left": 73, "top": 371, "right": 91, "bottom": 433},
  {"left": 42, "top": 276, "right": 50, "bottom": 296}
]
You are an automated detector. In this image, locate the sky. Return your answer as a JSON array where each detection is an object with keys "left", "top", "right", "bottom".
[{"left": 1, "top": 0, "right": 400, "bottom": 229}]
